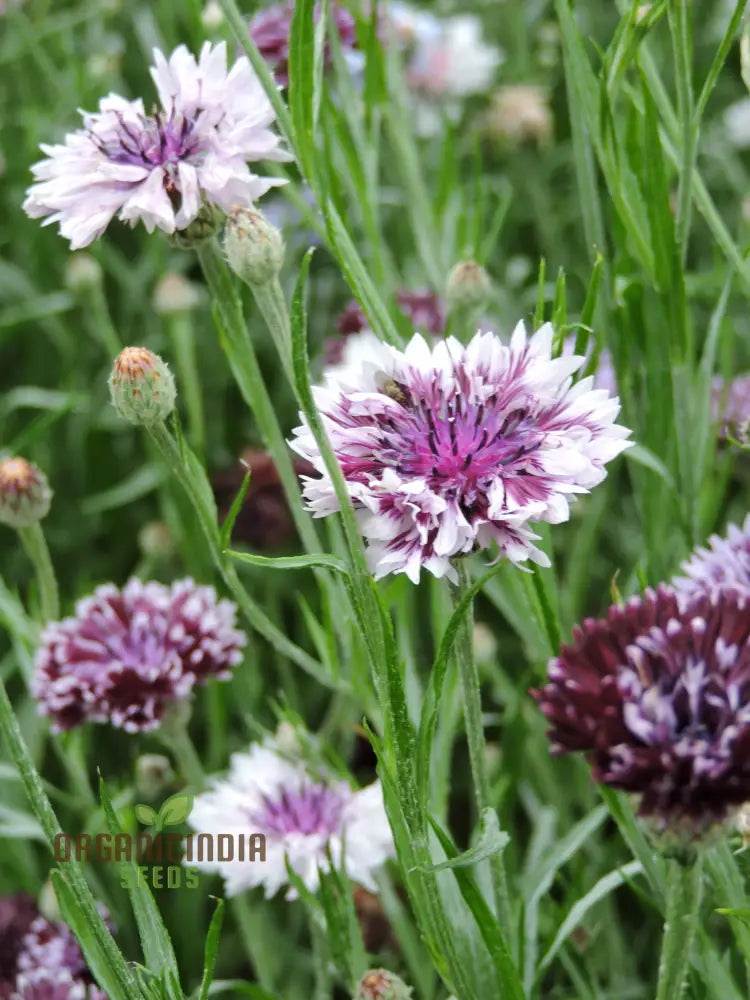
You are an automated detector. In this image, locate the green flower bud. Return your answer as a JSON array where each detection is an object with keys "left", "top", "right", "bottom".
[
  {"left": 354, "top": 969, "right": 413, "bottom": 1000},
  {"left": 65, "top": 252, "right": 102, "bottom": 292},
  {"left": 446, "top": 260, "right": 491, "bottom": 312},
  {"left": 109, "top": 347, "right": 176, "bottom": 426},
  {"left": 153, "top": 273, "right": 202, "bottom": 315},
  {"left": 224, "top": 207, "right": 285, "bottom": 286},
  {"left": 0, "top": 457, "right": 53, "bottom": 529},
  {"left": 135, "top": 754, "right": 175, "bottom": 800},
  {"left": 168, "top": 203, "right": 223, "bottom": 249}
]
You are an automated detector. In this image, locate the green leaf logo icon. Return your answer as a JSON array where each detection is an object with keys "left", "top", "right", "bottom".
[
  {"left": 134, "top": 803, "right": 157, "bottom": 826},
  {"left": 157, "top": 792, "right": 194, "bottom": 830}
]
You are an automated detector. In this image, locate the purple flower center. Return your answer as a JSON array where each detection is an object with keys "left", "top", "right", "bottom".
[
  {"left": 251, "top": 782, "right": 347, "bottom": 837},
  {"left": 377, "top": 386, "right": 541, "bottom": 506},
  {"left": 96, "top": 110, "right": 204, "bottom": 171}
]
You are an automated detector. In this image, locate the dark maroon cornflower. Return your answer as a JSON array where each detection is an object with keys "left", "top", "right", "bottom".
[
  {"left": 535, "top": 585, "right": 750, "bottom": 832},
  {"left": 0, "top": 895, "right": 37, "bottom": 1000},
  {"left": 712, "top": 373, "right": 750, "bottom": 440},
  {"left": 249, "top": 2, "right": 359, "bottom": 87},
  {"left": 211, "top": 448, "right": 315, "bottom": 551},
  {"left": 334, "top": 290, "right": 445, "bottom": 339},
  {"left": 33, "top": 578, "right": 246, "bottom": 732},
  {"left": 16, "top": 916, "right": 107, "bottom": 999}
]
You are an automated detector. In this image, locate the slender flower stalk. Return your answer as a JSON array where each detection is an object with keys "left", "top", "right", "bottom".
[
  {"left": 154, "top": 274, "right": 206, "bottom": 457},
  {"left": 452, "top": 560, "right": 512, "bottom": 943},
  {"left": 195, "top": 237, "right": 320, "bottom": 553},
  {"left": 0, "top": 458, "right": 58, "bottom": 622},
  {"left": 17, "top": 524, "right": 59, "bottom": 624},
  {"left": 655, "top": 857, "right": 702, "bottom": 1000},
  {"left": 143, "top": 419, "right": 325, "bottom": 683}
]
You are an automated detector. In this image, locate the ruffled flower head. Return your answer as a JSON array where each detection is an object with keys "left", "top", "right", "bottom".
[
  {"left": 33, "top": 578, "right": 245, "bottom": 732},
  {"left": 23, "top": 42, "right": 289, "bottom": 248},
  {"left": 535, "top": 586, "right": 750, "bottom": 834},
  {"left": 290, "top": 323, "right": 631, "bottom": 583}
]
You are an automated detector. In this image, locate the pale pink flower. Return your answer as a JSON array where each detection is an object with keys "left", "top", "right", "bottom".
[{"left": 23, "top": 42, "right": 289, "bottom": 249}]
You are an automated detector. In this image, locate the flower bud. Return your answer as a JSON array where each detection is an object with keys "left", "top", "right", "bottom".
[
  {"left": 138, "top": 521, "right": 175, "bottom": 561},
  {"left": 446, "top": 260, "right": 491, "bottom": 313},
  {"left": 65, "top": 252, "right": 102, "bottom": 292},
  {"left": 0, "top": 457, "right": 52, "bottom": 529},
  {"left": 473, "top": 622, "right": 497, "bottom": 663},
  {"left": 224, "top": 207, "right": 285, "bottom": 286},
  {"left": 355, "top": 969, "right": 413, "bottom": 1000},
  {"left": 483, "top": 85, "right": 553, "bottom": 147},
  {"left": 202, "top": 0, "right": 223, "bottom": 29},
  {"left": 109, "top": 347, "right": 176, "bottom": 426},
  {"left": 153, "top": 273, "right": 201, "bottom": 315},
  {"left": 168, "top": 203, "right": 223, "bottom": 249},
  {"left": 135, "top": 754, "right": 175, "bottom": 799}
]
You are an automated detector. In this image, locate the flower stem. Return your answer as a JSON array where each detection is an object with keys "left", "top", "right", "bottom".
[
  {"left": 452, "top": 559, "right": 513, "bottom": 946},
  {"left": 195, "top": 238, "right": 320, "bottom": 555},
  {"left": 166, "top": 312, "right": 206, "bottom": 459},
  {"left": 655, "top": 855, "right": 702, "bottom": 1000},
  {"left": 159, "top": 713, "right": 206, "bottom": 792},
  {"left": 245, "top": 277, "right": 294, "bottom": 384},
  {"left": 145, "top": 419, "right": 327, "bottom": 683},
  {"left": 18, "top": 522, "right": 59, "bottom": 622},
  {"left": 231, "top": 894, "right": 278, "bottom": 990}
]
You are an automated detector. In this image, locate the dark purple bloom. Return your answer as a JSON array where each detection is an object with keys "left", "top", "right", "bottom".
[
  {"left": 535, "top": 586, "right": 750, "bottom": 830},
  {"left": 0, "top": 895, "right": 37, "bottom": 1000},
  {"left": 11, "top": 969, "right": 106, "bottom": 1000},
  {"left": 711, "top": 373, "right": 750, "bottom": 439},
  {"left": 249, "top": 2, "right": 359, "bottom": 87},
  {"left": 334, "top": 290, "right": 444, "bottom": 339},
  {"left": 33, "top": 578, "right": 246, "bottom": 732}
]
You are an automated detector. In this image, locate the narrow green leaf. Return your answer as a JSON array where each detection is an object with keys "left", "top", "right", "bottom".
[
  {"left": 413, "top": 809, "right": 509, "bottom": 874},
  {"left": 536, "top": 861, "right": 644, "bottom": 975},
  {"left": 198, "top": 899, "right": 225, "bottom": 1000},
  {"left": 99, "top": 777, "right": 181, "bottom": 985},
  {"left": 288, "top": 0, "right": 316, "bottom": 179},
  {"left": 428, "top": 815, "right": 527, "bottom": 1000},
  {"left": 51, "top": 870, "right": 135, "bottom": 1000},
  {"left": 219, "top": 468, "right": 251, "bottom": 551},
  {"left": 227, "top": 549, "right": 349, "bottom": 575}
]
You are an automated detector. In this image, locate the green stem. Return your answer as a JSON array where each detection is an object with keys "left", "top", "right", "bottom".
[
  {"left": 18, "top": 522, "right": 59, "bottom": 622},
  {"left": 452, "top": 560, "right": 513, "bottom": 947},
  {"left": 232, "top": 894, "right": 278, "bottom": 990},
  {"left": 246, "top": 277, "right": 295, "bottom": 385},
  {"left": 196, "top": 239, "right": 321, "bottom": 556},
  {"left": 0, "top": 674, "right": 141, "bottom": 1000},
  {"left": 86, "top": 281, "right": 121, "bottom": 360},
  {"left": 668, "top": 0, "right": 696, "bottom": 274},
  {"left": 655, "top": 856, "right": 702, "bottom": 1000},
  {"left": 167, "top": 312, "right": 206, "bottom": 459},
  {"left": 145, "top": 420, "right": 326, "bottom": 683},
  {"left": 159, "top": 716, "right": 206, "bottom": 792}
]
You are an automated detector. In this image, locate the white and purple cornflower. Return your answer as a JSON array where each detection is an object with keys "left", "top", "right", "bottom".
[
  {"left": 535, "top": 586, "right": 750, "bottom": 836},
  {"left": 33, "top": 578, "right": 245, "bottom": 732},
  {"left": 187, "top": 738, "right": 394, "bottom": 898},
  {"left": 673, "top": 514, "right": 750, "bottom": 600},
  {"left": 290, "top": 323, "right": 631, "bottom": 583},
  {"left": 23, "top": 42, "right": 289, "bottom": 249}
]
